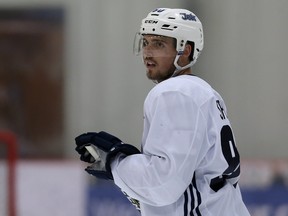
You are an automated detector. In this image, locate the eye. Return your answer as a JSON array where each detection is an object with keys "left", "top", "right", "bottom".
[{"left": 154, "top": 41, "right": 165, "bottom": 48}]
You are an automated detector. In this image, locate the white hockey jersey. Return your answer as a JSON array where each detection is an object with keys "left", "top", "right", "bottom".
[{"left": 111, "top": 75, "right": 250, "bottom": 216}]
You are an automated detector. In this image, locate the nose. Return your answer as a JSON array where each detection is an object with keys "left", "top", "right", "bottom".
[{"left": 143, "top": 46, "right": 154, "bottom": 58}]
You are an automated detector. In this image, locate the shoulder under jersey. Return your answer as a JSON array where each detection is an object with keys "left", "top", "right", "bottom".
[{"left": 111, "top": 75, "right": 250, "bottom": 216}]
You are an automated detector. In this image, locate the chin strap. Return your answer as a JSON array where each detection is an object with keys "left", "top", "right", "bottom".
[
  {"left": 171, "top": 54, "right": 195, "bottom": 77},
  {"left": 149, "top": 53, "right": 196, "bottom": 84}
]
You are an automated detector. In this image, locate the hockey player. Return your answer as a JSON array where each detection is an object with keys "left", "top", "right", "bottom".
[{"left": 75, "top": 8, "right": 251, "bottom": 216}]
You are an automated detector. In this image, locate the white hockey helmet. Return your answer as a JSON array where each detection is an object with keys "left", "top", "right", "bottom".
[{"left": 134, "top": 8, "right": 204, "bottom": 71}]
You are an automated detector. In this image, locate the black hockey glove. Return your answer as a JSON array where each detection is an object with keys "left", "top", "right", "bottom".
[{"left": 75, "top": 131, "right": 140, "bottom": 180}]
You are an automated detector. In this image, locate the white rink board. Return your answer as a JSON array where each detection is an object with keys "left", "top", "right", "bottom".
[{"left": 16, "top": 161, "right": 87, "bottom": 216}]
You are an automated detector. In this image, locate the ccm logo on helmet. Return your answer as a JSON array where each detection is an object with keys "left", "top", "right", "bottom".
[
  {"left": 145, "top": 20, "right": 158, "bottom": 24},
  {"left": 180, "top": 13, "right": 197, "bottom": 21}
]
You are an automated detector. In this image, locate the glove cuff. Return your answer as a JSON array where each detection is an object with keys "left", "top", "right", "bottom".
[{"left": 105, "top": 144, "right": 141, "bottom": 179}]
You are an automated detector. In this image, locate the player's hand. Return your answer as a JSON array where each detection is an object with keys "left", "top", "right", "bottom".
[
  {"left": 75, "top": 131, "right": 122, "bottom": 162},
  {"left": 75, "top": 132, "right": 99, "bottom": 163},
  {"left": 75, "top": 131, "right": 141, "bottom": 180}
]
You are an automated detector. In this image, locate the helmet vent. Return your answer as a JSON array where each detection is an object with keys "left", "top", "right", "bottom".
[
  {"left": 168, "top": 17, "right": 176, "bottom": 19},
  {"left": 150, "top": 13, "right": 159, "bottom": 16},
  {"left": 161, "top": 24, "right": 177, "bottom": 31}
]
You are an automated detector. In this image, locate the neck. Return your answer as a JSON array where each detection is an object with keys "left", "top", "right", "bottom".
[
  {"left": 155, "top": 65, "right": 192, "bottom": 84},
  {"left": 175, "top": 68, "right": 192, "bottom": 76},
  {"left": 172, "top": 67, "right": 192, "bottom": 78}
]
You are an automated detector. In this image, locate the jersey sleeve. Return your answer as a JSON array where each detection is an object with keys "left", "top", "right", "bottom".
[{"left": 111, "top": 90, "right": 208, "bottom": 207}]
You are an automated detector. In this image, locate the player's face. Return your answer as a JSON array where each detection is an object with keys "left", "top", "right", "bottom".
[{"left": 142, "top": 35, "right": 177, "bottom": 82}]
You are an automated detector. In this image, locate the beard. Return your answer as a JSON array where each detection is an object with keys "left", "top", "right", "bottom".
[{"left": 146, "top": 63, "right": 176, "bottom": 83}]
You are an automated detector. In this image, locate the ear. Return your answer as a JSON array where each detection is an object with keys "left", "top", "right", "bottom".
[
  {"left": 183, "top": 43, "right": 192, "bottom": 58},
  {"left": 178, "top": 43, "right": 192, "bottom": 66}
]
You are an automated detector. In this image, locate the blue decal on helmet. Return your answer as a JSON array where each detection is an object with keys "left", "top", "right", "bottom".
[{"left": 180, "top": 13, "right": 197, "bottom": 21}]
